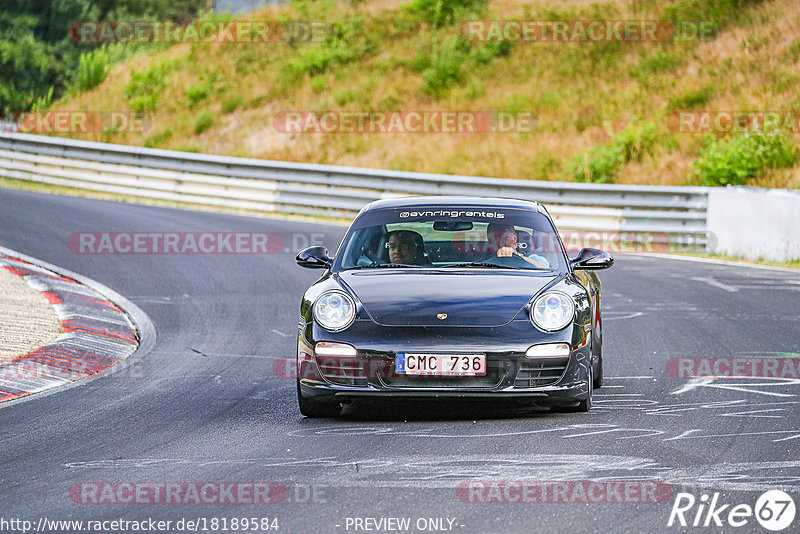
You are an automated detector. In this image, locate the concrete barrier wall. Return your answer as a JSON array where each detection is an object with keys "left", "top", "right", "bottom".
[{"left": 707, "top": 186, "right": 800, "bottom": 262}]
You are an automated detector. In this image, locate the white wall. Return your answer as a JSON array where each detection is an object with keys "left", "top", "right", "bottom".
[{"left": 707, "top": 186, "right": 800, "bottom": 262}]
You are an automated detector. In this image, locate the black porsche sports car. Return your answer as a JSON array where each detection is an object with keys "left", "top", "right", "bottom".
[{"left": 295, "top": 197, "right": 613, "bottom": 417}]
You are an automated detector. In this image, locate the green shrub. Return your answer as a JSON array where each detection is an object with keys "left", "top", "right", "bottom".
[
  {"left": 570, "top": 144, "right": 626, "bottom": 184},
  {"left": 222, "top": 94, "right": 244, "bottom": 114},
  {"left": 408, "top": 51, "right": 432, "bottom": 72},
  {"left": 785, "top": 39, "right": 800, "bottom": 62},
  {"left": 569, "top": 119, "right": 658, "bottom": 183},
  {"left": 630, "top": 52, "right": 682, "bottom": 81},
  {"left": 614, "top": 119, "right": 658, "bottom": 162},
  {"left": 740, "top": 33, "right": 769, "bottom": 51},
  {"left": 235, "top": 51, "right": 254, "bottom": 75},
  {"left": 185, "top": 71, "right": 222, "bottom": 107},
  {"left": 772, "top": 69, "right": 800, "bottom": 93},
  {"left": 406, "top": 26, "right": 511, "bottom": 97},
  {"left": 422, "top": 38, "right": 470, "bottom": 96},
  {"left": 693, "top": 131, "right": 798, "bottom": 186},
  {"left": 664, "top": 0, "right": 766, "bottom": 37},
  {"left": 310, "top": 76, "right": 327, "bottom": 93},
  {"left": 668, "top": 85, "right": 714, "bottom": 110},
  {"left": 408, "top": 0, "right": 488, "bottom": 27},
  {"left": 419, "top": 36, "right": 509, "bottom": 97},
  {"left": 464, "top": 81, "right": 485, "bottom": 100},
  {"left": 185, "top": 84, "right": 208, "bottom": 107},
  {"left": 194, "top": 112, "right": 214, "bottom": 134},
  {"left": 248, "top": 95, "right": 269, "bottom": 108},
  {"left": 124, "top": 61, "right": 174, "bottom": 112},
  {"left": 586, "top": 41, "right": 622, "bottom": 69},
  {"left": 474, "top": 41, "right": 511, "bottom": 65},
  {"left": 72, "top": 48, "right": 111, "bottom": 92},
  {"left": 144, "top": 129, "right": 173, "bottom": 148},
  {"left": 333, "top": 88, "right": 358, "bottom": 105},
  {"left": 574, "top": 107, "right": 599, "bottom": 133},
  {"left": 377, "top": 93, "right": 401, "bottom": 109},
  {"left": 502, "top": 94, "right": 533, "bottom": 114},
  {"left": 289, "top": 43, "right": 354, "bottom": 75},
  {"left": 31, "top": 87, "right": 53, "bottom": 111},
  {"left": 287, "top": 18, "right": 373, "bottom": 76}
]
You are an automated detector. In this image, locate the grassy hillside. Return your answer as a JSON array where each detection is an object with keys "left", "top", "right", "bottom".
[{"left": 48, "top": 0, "right": 800, "bottom": 188}]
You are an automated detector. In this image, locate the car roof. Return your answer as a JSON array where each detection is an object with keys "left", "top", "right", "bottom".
[{"left": 362, "top": 196, "right": 542, "bottom": 212}]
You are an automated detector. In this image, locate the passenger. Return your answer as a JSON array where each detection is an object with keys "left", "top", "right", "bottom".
[
  {"left": 486, "top": 224, "right": 549, "bottom": 268},
  {"left": 387, "top": 230, "right": 431, "bottom": 265}
]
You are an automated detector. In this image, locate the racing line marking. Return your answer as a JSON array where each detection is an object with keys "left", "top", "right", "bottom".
[
  {"left": 671, "top": 378, "right": 800, "bottom": 397},
  {"left": 689, "top": 276, "right": 739, "bottom": 292}
]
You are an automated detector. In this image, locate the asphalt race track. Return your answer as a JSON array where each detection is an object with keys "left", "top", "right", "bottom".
[{"left": 1, "top": 188, "right": 799, "bottom": 533}]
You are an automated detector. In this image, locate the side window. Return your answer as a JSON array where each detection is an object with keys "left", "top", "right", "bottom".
[
  {"left": 530, "top": 229, "right": 563, "bottom": 270},
  {"left": 341, "top": 226, "right": 386, "bottom": 266}
]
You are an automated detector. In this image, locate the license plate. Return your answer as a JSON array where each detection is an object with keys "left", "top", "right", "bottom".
[{"left": 396, "top": 353, "right": 486, "bottom": 376}]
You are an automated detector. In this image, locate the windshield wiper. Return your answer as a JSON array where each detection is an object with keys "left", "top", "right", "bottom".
[
  {"left": 444, "top": 262, "right": 524, "bottom": 269},
  {"left": 343, "top": 263, "right": 422, "bottom": 271}
]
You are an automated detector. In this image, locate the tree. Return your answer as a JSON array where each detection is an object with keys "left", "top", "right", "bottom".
[{"left": 0, "top": 0, "right": 205, "bottom": 112}]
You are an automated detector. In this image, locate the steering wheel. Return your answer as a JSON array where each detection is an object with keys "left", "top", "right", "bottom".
[{"left": 492, "top": 253, "right": 533, "bottom": 268}]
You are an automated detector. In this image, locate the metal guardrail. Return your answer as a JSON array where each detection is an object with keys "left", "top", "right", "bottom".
[{"left": 0, "top": 133, "right": 710, "bottom": 238}]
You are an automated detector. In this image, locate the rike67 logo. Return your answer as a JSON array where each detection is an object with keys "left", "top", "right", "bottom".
[{"left": 668, "top": 490, "right": 796, "bottom": 531}]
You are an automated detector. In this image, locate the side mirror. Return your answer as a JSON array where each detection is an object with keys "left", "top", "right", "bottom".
[
  {"left": 296, "top": 246, "right": 332, "bottom": 269},
  {"left": 570, "top": 247, "right": 614, "bottom": 270}
]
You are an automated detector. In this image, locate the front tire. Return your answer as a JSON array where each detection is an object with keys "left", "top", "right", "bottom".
[
  {"left": 593, "top": 356, "right": 604, "bottom": 389},
  {"left": 297, "top": 380, "right": 341, "bottom": 418},
  {"left": 593, "top": 317, "right": 603, "bottom": 389},
  {"left": 551, "top": 365, "right": 592, "bottom": 413},
  {"left": 575, "top": 364, "right": 593, "bottom": 412}
]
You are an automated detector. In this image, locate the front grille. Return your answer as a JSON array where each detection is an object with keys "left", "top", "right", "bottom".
[
  {"left": 316, "top": 357, "right": 368, "bottom": 386},
  {"left": 316, "top": 354, "right": 521, "bottom": 389},
  {"left": 515, "top": 357, "right": 569, "bottom": 388}
]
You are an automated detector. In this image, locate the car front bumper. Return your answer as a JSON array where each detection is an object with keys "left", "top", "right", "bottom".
[{"left": 297, "top": 346, "right": 592, "bottom": 406}]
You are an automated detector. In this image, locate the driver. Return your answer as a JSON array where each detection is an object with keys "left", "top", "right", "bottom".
[{"left": 486, "top": 224, "right": 549, "bottom": 268}]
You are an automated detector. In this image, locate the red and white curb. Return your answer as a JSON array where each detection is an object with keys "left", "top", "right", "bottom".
[{"left": 0, "top": 252, "right": 141, "bottom": 403}]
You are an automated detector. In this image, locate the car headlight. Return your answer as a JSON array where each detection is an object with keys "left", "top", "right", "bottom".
[
  {"left": 313, "top": 290, "right": 356, "bottom": 332},
  {"left": 530, "top": 291, "right": 575, "bottom": 332}
]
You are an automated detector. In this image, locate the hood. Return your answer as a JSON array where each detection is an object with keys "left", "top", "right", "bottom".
[{"left": 337, "top": 270, "right": 559, "bottom": 327}]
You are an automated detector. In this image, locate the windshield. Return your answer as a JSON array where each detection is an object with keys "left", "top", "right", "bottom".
[{"left": 334, "top": 206, "right": 567, "bottom": 272}]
